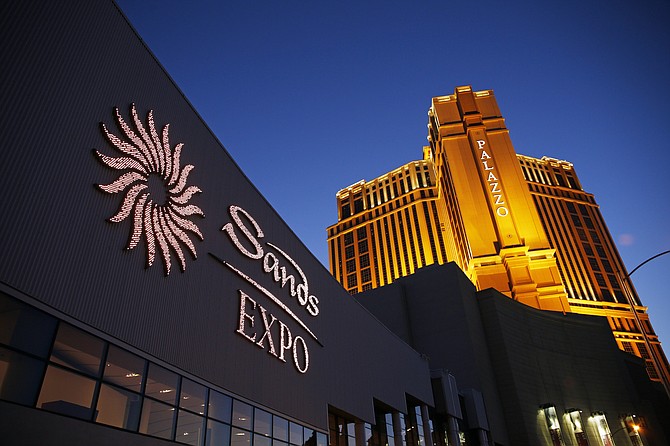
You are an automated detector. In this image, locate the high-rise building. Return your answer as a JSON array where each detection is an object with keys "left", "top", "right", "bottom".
[
  {"left": 327, "top": 85, "right": 670, "bottom": 386},
  {"left": 327, "top": 157, "right": 448, "bottom": 293}
]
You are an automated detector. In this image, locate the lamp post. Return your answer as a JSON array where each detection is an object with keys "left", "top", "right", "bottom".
[{"left": 617, "top": 249, "right": 670, "bottom": 398}]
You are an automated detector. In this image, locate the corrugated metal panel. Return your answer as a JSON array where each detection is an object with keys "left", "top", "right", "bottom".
[{"left": 1, "top": 0, "right": 434, "bottom": 430}]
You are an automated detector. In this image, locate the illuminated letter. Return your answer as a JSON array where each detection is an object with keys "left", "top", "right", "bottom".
[
  {"left": 497, "top": 207, "right": 509, "bottom": 217},
  {"left": 222, "top": 205, "right": 263, "bottom": 259},
  {"left": 236, "top": 290, "right": 257, "bottom": 342},
  {"left": 280, "top": 267, "right": 297, "bottom": 296},
  {"left": 263, "top": 252, "right": 281, "bottom": 282},
  {"left": 278, "top": 320, "right": 293, "bottom": 363},
  {"left": 490, "top": 182, "right": 501, "bottom": 193},
  {"left": 494, "top": 194, "right": 505, "bottom": 205},
  {"left": 307, "top": 295, "right": 320, "bottom": 317},
  {"left": 296, "top": 283, "right": 309, "bottom": 306},
  {"left": 482, "top": 161, "right": 494, "bottom": 171},
  {"left": 487, "top": 172, "right": 498, "bottom": 182},
  {"left": 292, "top": 336, "right": 309, "bottom": 374},
  {"left": 480, "top": 151, "right": 491, "bottom": 160},
  {"left": 256, "top": 305, "right": 277, "bottom": 356},
  {"left": 476, "top": 140, "right": 486, "bottom": 150}
]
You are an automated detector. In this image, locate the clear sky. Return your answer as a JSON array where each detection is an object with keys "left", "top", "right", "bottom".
[{"left": 116, "top": 1, "right": 670, "bottom": 348}]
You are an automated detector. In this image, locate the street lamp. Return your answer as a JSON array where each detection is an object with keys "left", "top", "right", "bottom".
[{"left": 617, "top": 249, "right": 670, "bottom": 398}]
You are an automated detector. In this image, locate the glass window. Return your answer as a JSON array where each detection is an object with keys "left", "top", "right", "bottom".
[
  {"left": 304, "top": 428, "right": 317, "bottom": 446},
  {"left": 357, "top": 227, "right": 367, "bottom": 240},
  {"left": 176, "top": 409, "right": 205, "bottom": 445},
  {"left": 209, "top": 389, "right": 232, "bottom": 423},
  {"left": 0, "top": 293, "right": 57, "bottom": 357},
  {"left": 231, "top": 427, "right": 252, "bottom": 446},
  {"left": 255, "top": 434, "right": 272, "bottom": 446},
  {"left": 341, "top": 204, "right": 351, "bottom": 219},
  {"left": 103, "top": 345, "right": 145, "bottom": 392},
  {"left": 232, "top": 399, "right": 253, "bottom": 430},
  {"left": 139, "top": 397, "right": 175, "bottom": 440},
  {"left": 354, "top": 199, "right": 364, "bottom": 214},
  {"left": 274, "top": 416, "right": 289, "bottom": 441},
  {"left": 50, "top": 323, "right": 104, "bottom": 377},
  {"left": 0, "top": 346, "right": 45, "bottom": 405},
  {"left": 180, "top": 378, "right": 207, "bottom": 414},
  {"left": 95, "top": 383, "right": 142, "bottom": 431},
  {"left": 206, "top": 419, "right": 231, "bottom": 446},
  {"left": 145, "top": 363, "right": 179, "bottom": 404},
  {"left": 254, "top": 408, "right": 272, "bottom": 436},
  {"left": 37, "top": 365, "right": 96, "bottom": 420},
  {"left": 290, "top": 422, "right": 304, "bottom": 446},
  {"left": 317, "top": 432, "right": 328, "bottom": 446}
]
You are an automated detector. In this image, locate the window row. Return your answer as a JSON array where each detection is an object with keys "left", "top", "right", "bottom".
[{"left": 0, "top": 292, "right": 327, "bottom": 446}]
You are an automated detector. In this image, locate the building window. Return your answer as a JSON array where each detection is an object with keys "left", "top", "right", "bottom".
[
  {"left": 37, "top": 365, "right": 97, "bottom": 420},
  {"left": 0, "top": 346, "right": 44, "bottom": 405},
  {"left": 357, "top": 227, "right": 367, "bottom": 240},
  {"left": 344, "top": 232, "right": 354, "bottom": 246},
  {"left": 341, "top": 203, "right": 351, "bottom": 219},
  {"left": 50, "top": 323, "right": 105, "bottom": 377},
  {"left": 104, "top": 345, "right": 145, "bottom": 392},
  {"left": 96, "top": 383, "right": 142, "bottom": 431},
  {"left": 622, "top": 342, "right": 635, "bottom": 355},
  {"left": 354, "top": 198, "right": 363, "bottom": 214},
  {"left": 0, "top": 292, "right": 327, "bottom": 445}
]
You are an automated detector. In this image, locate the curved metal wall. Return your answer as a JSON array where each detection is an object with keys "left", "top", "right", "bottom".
[{"left": 0, "top": 0, "right": 433, "bottom": 430}]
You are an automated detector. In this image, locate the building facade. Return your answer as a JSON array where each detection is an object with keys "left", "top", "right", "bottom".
[
  {"left": 327, "top": 86, "right": 670, "bottom": 387},
  {"left": 2, "top": 2, "right": 669, "bottom": 445},
  {"left": 518, "top": 155, "right": 669, "bottom": 387},
  {"left": 327, "top": 156, "right": 448, "bottom": 294},
  {"left": 356, "top": 263, "right": 670, "bottom": 446},
  {"left": 0, "top": 2, "right": 436, "bottom": 444}
]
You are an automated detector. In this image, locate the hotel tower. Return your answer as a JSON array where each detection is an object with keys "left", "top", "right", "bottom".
[{"left": 327, "top": 86, "right": 670, "bottom": 386}]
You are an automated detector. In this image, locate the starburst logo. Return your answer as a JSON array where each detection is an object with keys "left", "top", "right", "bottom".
[{"left": 95, "top": 104, "right": 204, "bottom": 275}]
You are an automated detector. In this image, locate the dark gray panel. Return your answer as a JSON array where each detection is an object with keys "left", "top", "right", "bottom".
[{"left": 0, "top": 0, "right": 433, "bottom": 430}]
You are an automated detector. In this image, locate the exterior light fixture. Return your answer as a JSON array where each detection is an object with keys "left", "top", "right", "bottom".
[
  {"left": 566, "top": 409, "right": 588, "bottom": 446},
  {"left": 590, "top": 412, "right": 614, "bottom": 446},
  {"left": 539, "top": 404, "right": 564, "bottom": 446},
  {"left": 621, "top": 414, "right": 644, "bottom": 446}
]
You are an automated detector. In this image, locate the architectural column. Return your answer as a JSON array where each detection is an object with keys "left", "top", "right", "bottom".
[
  {"left": 392, "top": 411, "right": 405, "bottom": 446},
  {"left": 420, "top": 405, "right": 434, "bottom": 446},
  {"left": 445, "top": 416, "right": 460, "bottom": 446},
  {"left": 355, "top": 421, "right": 367, "bottom": 446}
]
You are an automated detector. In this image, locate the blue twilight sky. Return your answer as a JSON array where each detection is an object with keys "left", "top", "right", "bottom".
[{"left": 115, "top": 1, "right": 670, "bottom": 347}]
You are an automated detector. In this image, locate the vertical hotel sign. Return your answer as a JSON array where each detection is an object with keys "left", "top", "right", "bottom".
[
  {"left": 96, "top": 105, "right": 321, "bottom": 374},
  {"left": 468, "top": 130, "right": 520, "bottom": 245}
]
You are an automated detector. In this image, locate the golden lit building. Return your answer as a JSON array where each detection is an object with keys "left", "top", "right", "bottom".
[
  {"left": 327, "top": 157, "right": 448, "bottom": 293},
  {"left": 327, "top": 85, "right": 670, "bottom": 386},
  {"left": 519, "top": 154, "right": 670, "bottom": 385}
]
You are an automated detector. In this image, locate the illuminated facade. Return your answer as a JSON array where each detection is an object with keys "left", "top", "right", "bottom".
[
  {"left": 328, "top": 86, "right": 670, "bottom": 387},
  {"left": 519, "top": 155, "right": 670, "bottom": 387},
  {"left": 327, "top": 157, "right": 448, "bottom": 294},
  {"left": 3, "top": 2, "right": 669, "bottom": 445}
]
